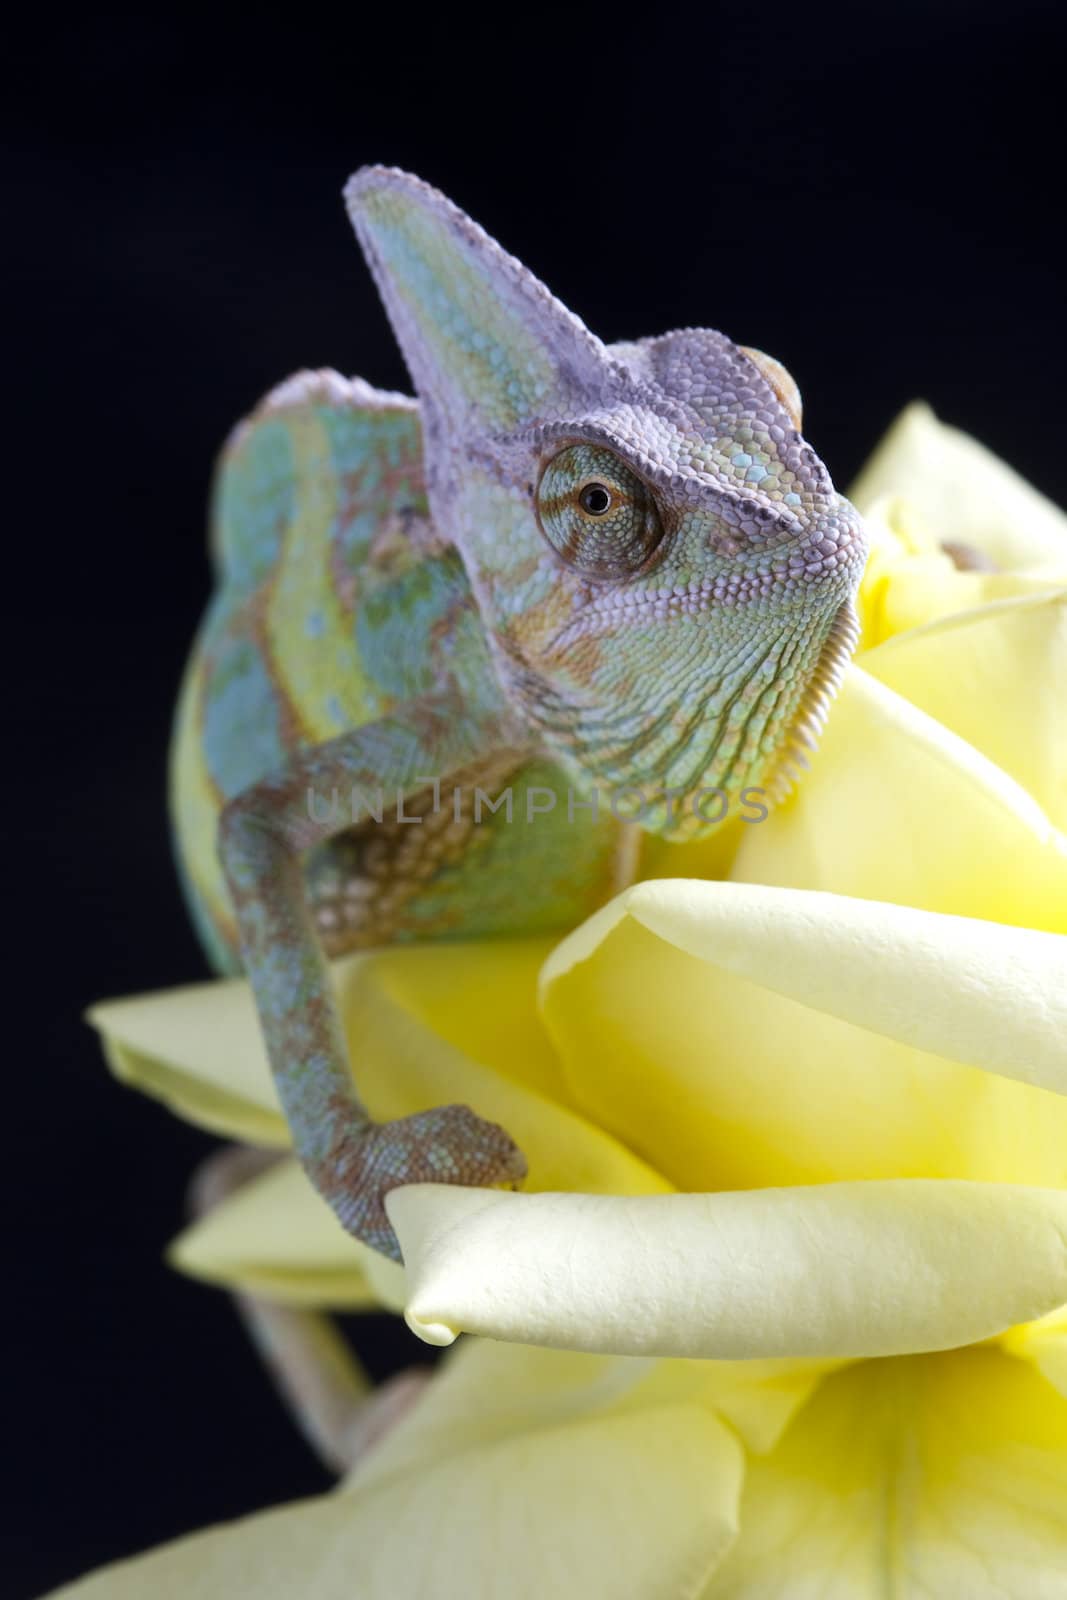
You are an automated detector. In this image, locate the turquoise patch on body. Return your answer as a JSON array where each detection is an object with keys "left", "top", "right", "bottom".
[
  {"left": 214, "top": 418, "right": 295, "bottom": 589},
  {"left": 202, "top": 623, "right": 287, "bottom": 799},
  {"left": 324, "top": 693, "right": 347, "bottom": 728},
  {"left": 171, "top": 838, "right": 242, "bottom": 977},
  {"left": 355, "top": 550, "right": 468, "bottom": 700},
  {"left": 326, "top": 405, "right": 427, "bottom": 579}
]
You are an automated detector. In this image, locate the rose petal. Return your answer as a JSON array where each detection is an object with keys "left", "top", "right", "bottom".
[
  {"left": 637, "top": 813, "right": 745, "bottom": 885},
  {"left": 169, "top": 1156, "right": 404, "bottom": 1311},
  {"left": 707, "top": 1346, "right": 1067, "bottom": 1598},
  {"left": 45, "top": 1402, "right": 742, "bottom": 1600},
  {"left": 88, "top": 979, "right": 288, "bottom": 1146},
  {"left": 332, "top": 955, "right": 671, "bottom": 1196},
  {"left": 347, "top": 939, "right": 563, "bottom": 1101},
  {"left": 345, "top": 1337, "right": 665, "bottom": 1494},
  {"left": 611, "top": 880, "right": 1067, "bottom": 1089},
  {"left": 538, "top": 873, "right": 1067, "bottom": 1193},
  {"left": 862, "top": 589, "right": 1067, "bottom": 832},
  {"left": 388, "top": 1181, "right": 1067, "bottom": 1359},
  {"left": 999, "top": 1303, "right": 1067, "bottom": 1400},
  {"left": 732, "top": 667, "right": 1067, "bottom": 932},
  {"left": 850, "top": 402, "right": 1067, "bottom": 572},
  {"left": 857, "top": 496, "right": 1065, "bottom": 645},
  {"left": 347, "top": 1336, "right": 829, "bottom": 1489}
]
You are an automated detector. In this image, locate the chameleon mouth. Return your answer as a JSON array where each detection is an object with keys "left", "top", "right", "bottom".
[{"left": 763, "top": 600, "right": 861, "bottom": 805}]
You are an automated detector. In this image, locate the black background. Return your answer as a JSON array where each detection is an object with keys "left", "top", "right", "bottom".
[{"left": 7, "top": 5, "right": 1065, "bottom": 1595}]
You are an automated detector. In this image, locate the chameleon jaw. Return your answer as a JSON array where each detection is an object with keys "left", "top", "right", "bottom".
[{"left": 763, "top": 600, "right": 861, "bottom": 805}]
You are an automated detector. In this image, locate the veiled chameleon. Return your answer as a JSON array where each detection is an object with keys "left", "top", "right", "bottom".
[{"left": 171, "top": 167, "right": 867, "bottom": 1261}]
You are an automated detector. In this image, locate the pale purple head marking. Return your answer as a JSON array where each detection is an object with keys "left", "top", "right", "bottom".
[{"left": 345, "top": 166, "right": 868, "bottom": 834}]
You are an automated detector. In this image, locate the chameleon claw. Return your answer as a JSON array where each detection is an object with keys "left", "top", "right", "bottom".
[{"left": 322, "top": 1104, "right": 527, "bottom": 1261}]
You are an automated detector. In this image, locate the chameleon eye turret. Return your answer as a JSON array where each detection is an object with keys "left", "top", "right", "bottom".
[
  {"left": 738, "top": 345, "right": 803, "bottom": 432},
  {"left": 536, "top": 443, "right": 665, "bottom": 578}
]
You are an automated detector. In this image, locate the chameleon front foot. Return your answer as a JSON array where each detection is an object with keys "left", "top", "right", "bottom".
[{"left": 319, "top": 1104, "right": 527, "bottom": 1261}]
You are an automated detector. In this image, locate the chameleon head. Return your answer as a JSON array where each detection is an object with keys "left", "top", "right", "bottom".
[{"left": 346, "top": 167, "right": 868, "bottom": 839}]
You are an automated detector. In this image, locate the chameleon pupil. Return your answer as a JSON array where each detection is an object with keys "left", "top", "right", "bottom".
[{"left": 580, "top": 484, "right": 612, "bottom": 515}]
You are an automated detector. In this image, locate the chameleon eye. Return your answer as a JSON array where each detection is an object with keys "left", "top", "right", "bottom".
[{"left": 536, "top": 444, "right": 664, "bottom": 578}]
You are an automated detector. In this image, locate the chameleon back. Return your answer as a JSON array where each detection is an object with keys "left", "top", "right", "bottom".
[
  {"left": 171, "top": 372, "right": 623, "bottom": 972},
  {"left": 170, "top": 375, "right": 481, "bottom": 969}
]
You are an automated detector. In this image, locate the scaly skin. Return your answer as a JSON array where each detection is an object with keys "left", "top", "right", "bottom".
[{"left": 171, "top": 167, "right": 868, "bottom": 1261}]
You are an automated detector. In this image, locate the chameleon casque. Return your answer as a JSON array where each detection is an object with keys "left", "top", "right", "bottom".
[{"left": 171, "top": 166, "right": 868, "bottom": 1265}]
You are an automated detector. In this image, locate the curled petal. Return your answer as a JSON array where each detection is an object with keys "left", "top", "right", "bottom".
[
  {"left": 619, "top": 878, "right": 1067, "bottom": 1088},
  {"left": 545, "top": 873, "right": 1067, "bottom": 1102},
  {"left": 388, "top": 1180, "right": 1067, "bottom": 1359},
  {"left": 538, "top": 859, "right": 1067, "bottom": 1194}
]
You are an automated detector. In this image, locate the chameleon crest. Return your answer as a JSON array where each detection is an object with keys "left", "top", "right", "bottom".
[
  {"left": 172, "top": 167, "right": 868, "bottom": 1264},
  {"left": 346, "top": 167, "right": 867, "bottom": 829}
]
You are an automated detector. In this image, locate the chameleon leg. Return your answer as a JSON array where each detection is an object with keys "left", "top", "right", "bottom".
[
  {"left": 189, "top": 1145, "right": 430, "bottom": 1473},
  {"left": 218, "top": 695, "right": 529, "bottom": 1260}
]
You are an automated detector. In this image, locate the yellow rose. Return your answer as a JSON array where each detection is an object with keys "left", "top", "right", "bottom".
[{"left": 60, "top": 406, "right": 1067, "bottom": 1598}]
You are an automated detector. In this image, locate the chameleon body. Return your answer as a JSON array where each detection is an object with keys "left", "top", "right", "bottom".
[{"left": 171, "top": 167, "right": 867, "bottom": 1260}]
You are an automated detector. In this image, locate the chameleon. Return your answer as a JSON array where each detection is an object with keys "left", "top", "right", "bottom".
[{"left": 171, "top": 165, "right": 868, "bottom": 1267}]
